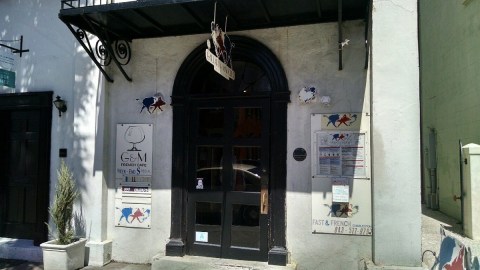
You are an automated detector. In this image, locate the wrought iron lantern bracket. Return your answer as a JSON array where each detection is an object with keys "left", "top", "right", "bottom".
[{"left": 61, "top": 19, "right": 132, "bottom": 83}]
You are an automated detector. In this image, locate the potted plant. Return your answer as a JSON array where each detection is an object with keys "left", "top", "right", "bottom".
[{"left": 40, "top": 160, "right": 86, "bottom": 270}]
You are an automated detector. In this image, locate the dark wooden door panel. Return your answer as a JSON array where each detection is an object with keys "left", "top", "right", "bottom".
[{"left": 0, "top": 92, "right": 52, "bottom": 245}]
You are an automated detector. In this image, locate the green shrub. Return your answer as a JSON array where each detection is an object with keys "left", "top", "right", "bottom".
[{"left": 48, "top": 160, "right": 79, "bottom": 245}]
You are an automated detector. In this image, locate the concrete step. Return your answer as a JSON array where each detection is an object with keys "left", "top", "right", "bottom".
[
  {"left": 0, "top": 238, "right": 42, "bottom": 262},
  {"left": 152, "top": 255, "right": 296, "bottom": 270}
]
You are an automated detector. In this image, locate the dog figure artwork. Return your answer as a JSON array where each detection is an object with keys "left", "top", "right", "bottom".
[
  {"left": 117, "top": 207, "right": 133, "bottom": 223},
  {"left": 324, "top": 203, "right": 359, "bottom": 217},
  {"left": 116, "top": 206, "right": 151, "bottom": 227},
  {"left": 324, "top": 113, "right": 359, "bottom": 128},
  {"left": 137, "top": 95, "right": 166, "bottom": 114},
  {"left": 130, "top": 208, "right": 144, "bottom": 223}
]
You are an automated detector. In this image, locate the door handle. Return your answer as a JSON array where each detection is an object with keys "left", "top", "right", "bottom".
[{"left": 260, "top": 185, "right": 268, "bottom": 214}]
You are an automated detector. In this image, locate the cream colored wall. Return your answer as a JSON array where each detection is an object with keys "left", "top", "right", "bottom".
[
  {"left": 106, "top": 34, "right": 202, "bottom": 263},
  {"left": 0, "top": 0, "right": 109, "bottom": 264},
  {"left": 107, "top": 21, "right": 371, "bottom": 267},
  {"left": 1, "top": 0, "right": 422, "bottom": 268},
  {"left": 420, "top": 0, "right": 480, "bottom": 220},
  {"left": 371, "top": 0, "right": 421, "bottom": 267}
]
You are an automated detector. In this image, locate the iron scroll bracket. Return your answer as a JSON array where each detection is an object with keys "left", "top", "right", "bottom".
[{"left": 61, "top": 19, "right": 132, "bottom": 83}]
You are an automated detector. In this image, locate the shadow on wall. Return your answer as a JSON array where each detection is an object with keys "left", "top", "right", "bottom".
[
  {"left": 70, "top": 37, "right": 105, "bottom": 239},
  {"left": 0, "top": 0, "right": 100, "bottom": 239},
  {"left": 73, "top": 207, "right": 87, "bottom": 238}
]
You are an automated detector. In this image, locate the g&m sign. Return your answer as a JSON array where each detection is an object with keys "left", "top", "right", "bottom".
[{"left": 116, "top": 124, "right": 153, "bottom": 177}]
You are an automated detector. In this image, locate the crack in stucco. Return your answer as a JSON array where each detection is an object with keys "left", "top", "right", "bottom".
[{"left": 373, "top": 0, "right": 415, "bottom": 14}]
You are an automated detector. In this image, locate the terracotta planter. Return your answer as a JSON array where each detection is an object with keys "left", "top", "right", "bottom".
[{"left": 40, "top": 238, "right": 87, "bottom": 270}]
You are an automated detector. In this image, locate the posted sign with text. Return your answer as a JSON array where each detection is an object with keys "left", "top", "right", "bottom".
[
  {"left": 311, "top": 113, "right": 372, "bottom": 236},
  {"left": 116, "top": 124, "right": 153, "bottom": 178}
]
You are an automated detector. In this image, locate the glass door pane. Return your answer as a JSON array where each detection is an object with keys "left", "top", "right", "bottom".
[
  {"left": 195, "top": 202, "right": 222, "bottom": 245},
  {"left": 231, "top": 204, "right": 260, "bottom": 248},
  {"left": 232, "top": 147, "right": 261, "bottom": 192},
  {"left": 233, "top": 108, "right": 262, "bottom": 138},
  {"left": 228, "top": 146, "right": 262, "bottom": 250},
  {"left": 198, "top": 108, "right": 224, "bottom": 137},
  {"left": 195, "top": 146, "right": 223, "bottom": 191}
]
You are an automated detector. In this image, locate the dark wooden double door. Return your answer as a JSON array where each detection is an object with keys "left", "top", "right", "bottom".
[
  {"left": 187, "top": 98, "right": 270, "bottom": 261},
  {"left": 0, "top": 92, "right": 52, "bottom": 245}
]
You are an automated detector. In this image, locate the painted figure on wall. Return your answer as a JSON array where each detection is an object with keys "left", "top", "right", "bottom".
[
  {"left": 324, "top": 203, "right": 359, "bottom": 217},
  {"left": 324, "top": 113, "right": 358, "bottom": 128},
  {"left": 116, "top": 207, "right": 151, "bottom": 224},
  {"left": 298, "top": 86, "right": 316, "bottom": 103},
  {"left": 437, "top": 228, "right": 479, "bottom": 270},
  {"left": 137, "top": 94, "right": 166, "bottom": 114}
]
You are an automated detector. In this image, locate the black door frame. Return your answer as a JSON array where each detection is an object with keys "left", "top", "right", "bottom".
[
  {"left": 166, "top": 36, "right": 290, "bottom": 265},
  {"left": 0, "top": 91, "right": 52, "bottom": 245},
  {"left": 186, "top": 98, "right": 270, "bottom": 261}
]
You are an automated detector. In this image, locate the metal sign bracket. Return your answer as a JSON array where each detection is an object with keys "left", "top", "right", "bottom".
[{"left": 0, "top": 36, "right": 29, "bottom": 57}]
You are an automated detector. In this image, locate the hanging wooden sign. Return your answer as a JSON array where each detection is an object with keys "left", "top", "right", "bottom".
[{"left": 205, "top": 2, "right": 235, "bottom": 80}]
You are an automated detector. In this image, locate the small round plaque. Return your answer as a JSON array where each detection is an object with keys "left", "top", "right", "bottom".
[{"left": 293, "top": 148, "right": 307, "bottom": 161}]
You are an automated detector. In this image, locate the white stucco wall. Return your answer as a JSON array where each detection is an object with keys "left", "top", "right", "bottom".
[
  {"left": 2, "top": 1, "right": 421, "bottom": 268},
  {"left": 1, "top": 0, "right": 77, "bottom": 183},
  {"left": 370, "top": 0, "right": 421, "bottom": 267},
  {"left": 420, "top": 0, "right": 480, "bottom": 220},
  {"left": 105, "top": 35, "right": 192, "bottom": 263},
  {"left": 107, "top": 21, "right": 371, "bottom": 267},
  {"left": 284, "top": 23, "right": 371, "bottom": 270},
  {"left": 0, "top": 0, "right": 107, "bottom": 258}
]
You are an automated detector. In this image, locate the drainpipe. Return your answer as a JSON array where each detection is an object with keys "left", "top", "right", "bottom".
[
  {"left": 338, "top": 0, "right": 343, "bottom": 70},
  {"left": 427, "top": 128, "right": 439, "bottom": 210},
  {"left": 455, "top": 140, "right": 465, "bottom": 228}
]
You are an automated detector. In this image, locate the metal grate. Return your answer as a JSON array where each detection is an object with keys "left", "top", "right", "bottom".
[{"left": 61, "top": 0, "right": 114, "bottom": 9}]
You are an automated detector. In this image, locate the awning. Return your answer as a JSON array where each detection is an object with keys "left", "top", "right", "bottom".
[{"left": 59, "top": 0, "right": 368, "bottom": 82}]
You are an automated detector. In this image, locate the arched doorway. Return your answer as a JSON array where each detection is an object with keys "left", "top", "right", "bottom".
[{"left": 166, "top": 36, "right": 289, "bottom": 265}]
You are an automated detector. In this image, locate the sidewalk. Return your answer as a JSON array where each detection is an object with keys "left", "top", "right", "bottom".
[
  {"left": 0, "top": 257, "right": 292, "bottom": 270},
  {"left": 0, "top": 259, "right": 43, "bottom": 270},
  {"left": 1, "top": 205, "right": 479, "bottom": 270}
]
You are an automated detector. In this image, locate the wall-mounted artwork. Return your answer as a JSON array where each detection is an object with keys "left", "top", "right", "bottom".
[
  {"left": 298, "top": 86, "right": 316, "bottom": 103},
  {"left": 115, "top": 203, "right": 151, "bottom": 228},
  {"left": 137, "top": 94, "right": 166, "bottom": 114},
  {"left": 321, "top": 113, "right": 361, "bottom": 130},
  {"left": 114, "top": 175, "right": 152, "bottom": 228}
]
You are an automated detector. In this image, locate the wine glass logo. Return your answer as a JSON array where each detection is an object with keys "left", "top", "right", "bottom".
[{"left": 124, "top": 126, "right": 145, "bottom": 151}]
